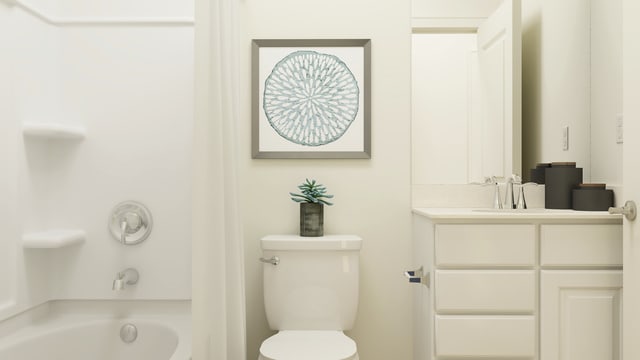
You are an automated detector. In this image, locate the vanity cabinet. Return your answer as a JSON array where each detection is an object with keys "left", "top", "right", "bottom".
[{"left": 411, "top": 209, "right": 622, "bottom": 360}]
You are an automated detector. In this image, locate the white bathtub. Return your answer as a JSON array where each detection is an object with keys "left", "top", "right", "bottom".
[{"left": 0, "top": 300, "right": 191, "bottom": 360}]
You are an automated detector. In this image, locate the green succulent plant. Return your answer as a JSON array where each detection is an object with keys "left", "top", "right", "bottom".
[{"left": 290, "top": 178, "right": 334, "bottom": 206}]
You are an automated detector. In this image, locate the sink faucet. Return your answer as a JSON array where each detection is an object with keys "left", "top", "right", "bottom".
[
  {"left": 504, "top": 175, "right": 523, "bottom": 209},
  {"left": 504, "top": 175, "right": 516, "bottom": 209},
  {"left": 113, "top": 268, "right": 139, "bottom": 291}
]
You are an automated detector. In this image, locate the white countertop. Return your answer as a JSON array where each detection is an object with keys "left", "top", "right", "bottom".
[{"left": 412, "top": 207, "right": 622, "bottom": 222}]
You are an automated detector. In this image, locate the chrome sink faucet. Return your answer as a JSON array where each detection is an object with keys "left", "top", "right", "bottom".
[
  {"left": 481, "top": 175, "right": 522, "bottom": 209},
  {"left": 504, "top": 175, "right": 521, "bottom": 209},
  {"left": 479, "top": 176, "right": 503, "bottom": 209}
]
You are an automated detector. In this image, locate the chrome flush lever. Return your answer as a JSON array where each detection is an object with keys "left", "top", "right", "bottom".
[
  {"left": 259, "top": 256, "right": 280, "bottom": 266},
  {"left": 404, "top": 266, "right": 430, "bottom": 288}
]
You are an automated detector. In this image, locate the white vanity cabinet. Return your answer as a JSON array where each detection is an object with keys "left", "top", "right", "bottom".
[{"left": 411, "top": 209, "right": 622, "bottom": 360}]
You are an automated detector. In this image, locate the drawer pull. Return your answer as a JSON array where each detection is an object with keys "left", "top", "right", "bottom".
[{"left": 405, "top": 266, "right": 430, "bottom": 288}]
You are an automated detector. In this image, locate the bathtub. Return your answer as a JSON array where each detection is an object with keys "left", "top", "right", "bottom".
[{"left": 0, "top": 300, "right": 191, "bottom": 360}]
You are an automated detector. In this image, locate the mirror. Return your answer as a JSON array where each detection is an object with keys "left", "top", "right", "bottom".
[
  {"left": 411, "top": 0, "right": 623, "bottom": 189},
  {"left": 521, "top": 0, "right": 622, "bottom": 185},
  {"left": 411, "top": 0, "right": 521, "bottom": 186}
]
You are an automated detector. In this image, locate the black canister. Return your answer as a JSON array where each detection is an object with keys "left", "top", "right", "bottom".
[
  {"left": 572, "top": 183, "right": 614, "bottom": 211},
  {"left": 545, "top": 162, "right": 583, "bottom": 209},
  {"left": 530, "top": 163, "right": 551, "bottom": 184}
]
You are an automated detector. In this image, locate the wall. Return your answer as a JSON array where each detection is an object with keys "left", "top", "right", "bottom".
[
  {"left": 412, "top": 0, "right": 503, "bottom": 28},
  {"left": 239, "top": 1, "right": 413, "bottom": 359},
  {"left": 0, "top": 3, "right": 18, "bottom": 314},
  {"left": 0, "top": 0, "right": 62, "bottom": 319},
  {"left": 522, "top": 0, "right": 622, "bottom": 186},
  {"left": 1, "top": 0, "right": 193, "bottom": 320}
]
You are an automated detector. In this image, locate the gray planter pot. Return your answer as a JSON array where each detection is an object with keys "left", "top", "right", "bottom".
[{"left": 300, "top": 203, "right": 323, "bottom": 237}]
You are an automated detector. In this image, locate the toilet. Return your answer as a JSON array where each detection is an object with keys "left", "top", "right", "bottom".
[{"left": 258, "top": 234, "right": 362, "bottom": 360}]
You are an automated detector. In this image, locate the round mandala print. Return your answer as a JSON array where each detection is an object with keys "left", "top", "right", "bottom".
[{"left": 263, "top": 50, "right": 360, "bottom": 146}]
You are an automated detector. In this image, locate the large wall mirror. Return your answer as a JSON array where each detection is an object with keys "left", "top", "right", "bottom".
[
  {"left": 522, "top": 0, "right": 622, "bottom": 186},
  {"left": 412, "top": 0, "right": 622, "bottom": 192},
  {"left": 411, "top": 0, "right": 521, "bottom": 186}
]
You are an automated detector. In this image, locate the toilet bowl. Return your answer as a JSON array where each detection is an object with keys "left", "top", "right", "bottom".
[
  {"left": 258, "top": 331, "right": 358, "bottom": 360},
  {"left": 258, "top": 235, "right": 362, "bottom": 360}
]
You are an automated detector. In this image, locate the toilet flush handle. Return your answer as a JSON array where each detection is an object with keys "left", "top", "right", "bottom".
[
  {"left": 404, "top": 266, "right": 430, "bottom": 288},
  {"left": 259, "top": 256, "right": 280, "bottom": 266}
]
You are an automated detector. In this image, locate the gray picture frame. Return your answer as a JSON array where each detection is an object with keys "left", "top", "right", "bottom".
[{"left": 252, "top": 39, "right": 371, "bottom": 159}]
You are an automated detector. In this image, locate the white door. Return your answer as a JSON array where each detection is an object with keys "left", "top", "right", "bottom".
[
  {"left": 477, "top": 0, "right": 522, "bottom": 179},
  {"left": 622, "top": 0, "right": 640, "bottom": 359}
]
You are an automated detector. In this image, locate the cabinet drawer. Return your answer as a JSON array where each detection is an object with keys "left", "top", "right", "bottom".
[
  {"left": 435, "top": 315, "right": 536, "bottom": 358},
  {"left": 435, "top": 270, "right": 535, "bottom": 313},
  {"left": 541, "top": 224, "right": 622, "bottom": 267},
  {"left": 435, "top": 224, "right": 536, "bottom": 266}
]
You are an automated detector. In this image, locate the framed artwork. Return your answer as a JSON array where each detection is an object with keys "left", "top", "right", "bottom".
[{"left": 252, "top": 39, "right": 371, "bottom": 159}]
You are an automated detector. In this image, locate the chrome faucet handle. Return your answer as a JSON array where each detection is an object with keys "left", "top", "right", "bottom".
[
  {"left": 493, "top": 182, "right": 503, "bottom": 209},
  {"left": 516, "top": 185, "right": 527, "bottom": 209},
  {"left": 120, "top": 220, "right": 128, "bottom": 244},
  {"left": 479, "top": 175, "right": 504, "bottom": 209},
  {"left": 514, "top": 181, "right": 539, "bottom": 209},
  {"left": 469, "top": 176, "right": 498, "bottom": 186},
  {"left": 504, "top": 178, "right": 516, "bottom": 209}
]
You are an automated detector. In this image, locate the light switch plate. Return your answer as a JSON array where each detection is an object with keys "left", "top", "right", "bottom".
[
  {"left": 616, "top": 114, "right": 623, "bottom": 144},
  {"left": 562, "top": 126, "right": 569, "bottom": 151}
]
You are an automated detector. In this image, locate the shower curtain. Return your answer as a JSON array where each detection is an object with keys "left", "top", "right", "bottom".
[{"left": 192, "top": 0, "right": 246, "bottom": 358}]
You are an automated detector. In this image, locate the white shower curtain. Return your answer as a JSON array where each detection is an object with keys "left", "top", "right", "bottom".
[{"left": 192, "top": 0, "right": 246, "bottom": 358}]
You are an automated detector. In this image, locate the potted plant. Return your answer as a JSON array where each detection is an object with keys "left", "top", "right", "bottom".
[{"left": 290, "top": 179, "right": 334, "bottom": 237}]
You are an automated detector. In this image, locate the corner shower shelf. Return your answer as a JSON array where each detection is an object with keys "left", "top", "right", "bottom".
[
  {"left": 22, "top": 229, "right": 86, "bottom": 249},
  {"left": 22, "top": 122, "right": 86, "bottom": 140}
]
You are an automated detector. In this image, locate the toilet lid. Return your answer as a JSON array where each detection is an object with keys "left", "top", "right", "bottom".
[{"left": 260, "top": 331, "right": 357, "bottom": 360}]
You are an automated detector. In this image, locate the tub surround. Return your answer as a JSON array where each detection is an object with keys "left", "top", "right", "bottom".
[{"left": 411, "top": 208, "right": 622, "bottom": 360}]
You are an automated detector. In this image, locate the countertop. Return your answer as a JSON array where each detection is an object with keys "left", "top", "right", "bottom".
[{"left": 412, "top": 207, "right": 622, "bottom": 223}]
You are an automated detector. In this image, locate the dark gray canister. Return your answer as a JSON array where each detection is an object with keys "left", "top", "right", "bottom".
[
  {"left": 530, "top": 163, "right": 551, "bottom": 184},
  {"left": 545, "top": 162, "right": 583, "bottom": 209},
  {"left": 572, "top": 184, "right": 614, "bottom": 211}
]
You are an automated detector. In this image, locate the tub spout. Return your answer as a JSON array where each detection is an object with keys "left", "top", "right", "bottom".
[{"left": 112, "top": 268, "right": 139, "bottom": 291}]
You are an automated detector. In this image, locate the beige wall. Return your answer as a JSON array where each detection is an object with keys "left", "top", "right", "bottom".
[{"left": 239, "top": 1, "right": 413, "bottom": 359}]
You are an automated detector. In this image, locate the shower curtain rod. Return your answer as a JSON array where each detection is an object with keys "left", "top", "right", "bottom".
[{"left": 1, "top": 0, "right": 194, "bottom": 27}]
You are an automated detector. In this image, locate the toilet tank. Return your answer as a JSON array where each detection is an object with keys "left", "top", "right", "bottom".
[{"left": 261, "top": 235, "right": 362, "bottom": 331}]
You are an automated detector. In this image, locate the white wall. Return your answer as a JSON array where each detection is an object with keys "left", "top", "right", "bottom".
[
  {"left": 412, "top": 0, "right": 503, "bottom": 28},
  {"left": 0, "top": 0, "right": 63, "bottom": 319},
  {"left": 0, "top": 3, "right": 19, "bottom": 314},
  {"left": 240, "top": 1, "right": 413, "bottom": 359},
  {"left": 1, "top": 0, "right": 193, "bottom": 320}
]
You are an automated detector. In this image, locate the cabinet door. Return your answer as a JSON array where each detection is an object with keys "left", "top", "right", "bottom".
[{"left": 541, "top": 270, "right": 622, "bottom": 360}]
